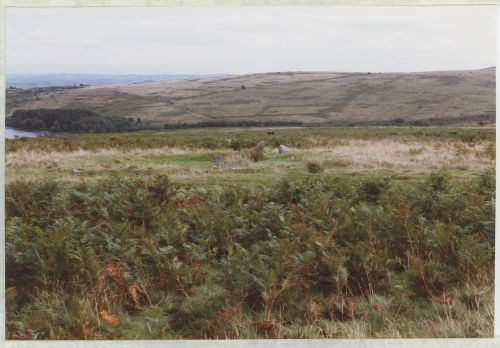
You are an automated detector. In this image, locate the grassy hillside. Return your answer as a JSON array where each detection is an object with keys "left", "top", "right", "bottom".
[{"left": 7, "top": 68, "right": 495, "bottom": 127}]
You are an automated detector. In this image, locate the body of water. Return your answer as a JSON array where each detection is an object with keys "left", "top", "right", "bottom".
[{"left": 5, "top": 127, "right": 49, "bottom": 139}]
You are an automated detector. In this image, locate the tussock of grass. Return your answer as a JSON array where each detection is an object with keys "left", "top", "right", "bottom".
[{"left": 305, "top": 158, "right": 323, "bottom": 173}]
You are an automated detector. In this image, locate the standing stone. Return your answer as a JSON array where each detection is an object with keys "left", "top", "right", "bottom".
[{"left": 249, "top": 141, "right": 265, "bottom": 162}]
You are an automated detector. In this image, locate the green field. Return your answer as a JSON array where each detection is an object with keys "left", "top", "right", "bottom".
[{"left": 6, "top": 126, "right": 495, "bottom": 339}]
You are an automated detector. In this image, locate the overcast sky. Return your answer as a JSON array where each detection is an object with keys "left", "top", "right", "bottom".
[{"left": 6, "top": 6, "right": 497, "bottom": 75}]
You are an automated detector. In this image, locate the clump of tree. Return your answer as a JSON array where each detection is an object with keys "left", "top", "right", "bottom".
[{"left": 6, "top": 108, "right": 154, "bottom": 133}]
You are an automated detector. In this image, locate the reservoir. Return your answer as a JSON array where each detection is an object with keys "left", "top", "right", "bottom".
[{"left": 5, "top": 127, "right": 49, "bottom": 139}]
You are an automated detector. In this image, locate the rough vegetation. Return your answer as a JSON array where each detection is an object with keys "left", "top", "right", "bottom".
[{"left": 5, "top": 126, "right": 495, "bottom": 339}]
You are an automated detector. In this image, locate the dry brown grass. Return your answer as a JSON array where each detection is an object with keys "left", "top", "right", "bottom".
[
  {"left": 5, "top": 146, "right": 213, "bottom": 166},
  {"left": 305, "top": 139, "right": 494, "bottom": 172},
  {"left": 219, "top": 152, "right": 252, "bottom": 169}
]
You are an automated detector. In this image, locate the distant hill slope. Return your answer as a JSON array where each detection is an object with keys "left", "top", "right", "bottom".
[{"left": 6, "top": 68, "right": 495, "bottom": 127}]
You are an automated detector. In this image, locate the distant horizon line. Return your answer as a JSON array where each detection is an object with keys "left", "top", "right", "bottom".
[{"left": 7, "top": 66, "right": 496, "bottom": 76}]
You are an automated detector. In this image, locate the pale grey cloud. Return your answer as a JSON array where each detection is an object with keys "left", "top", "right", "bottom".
[{"left": 6, "top": 6, "right": 496, "bottom": 75}]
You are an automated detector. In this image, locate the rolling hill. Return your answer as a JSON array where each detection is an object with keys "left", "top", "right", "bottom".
[{"left": 6, "top": 67, "right": 495, "bottom": 127}]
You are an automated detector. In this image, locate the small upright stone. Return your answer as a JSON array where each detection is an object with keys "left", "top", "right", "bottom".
[
  {"left": 278, "top": 145, "right": 290, "bottom": 154},
  {"left": 212, "top": 155, "right": 222, "bottom": 168},
  {"left": 249, "top": 141, "right": 265, "bottom": 162},
  {"left": 253, "top": 141, "right": 265, "bottom": 152}
]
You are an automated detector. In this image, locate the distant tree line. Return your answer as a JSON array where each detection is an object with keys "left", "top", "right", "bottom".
[
  {"left": 164, "top": 120, "right": 304, "bottom": 129},
  {"left": 7, "top": 109, "right": 153, "bottom": 133}
]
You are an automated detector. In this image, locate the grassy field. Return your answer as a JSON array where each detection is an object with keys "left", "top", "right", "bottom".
[{"left": 6, "top": 126, "right": 495, "bottom": 339}]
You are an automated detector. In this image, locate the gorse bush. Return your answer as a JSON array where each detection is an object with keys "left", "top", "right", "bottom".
[{"left": 5, "top": 170, "right": 494, "bottom": 339}]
